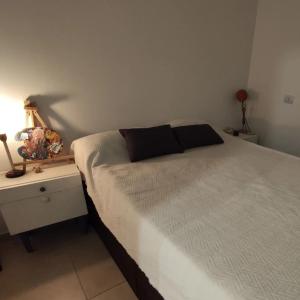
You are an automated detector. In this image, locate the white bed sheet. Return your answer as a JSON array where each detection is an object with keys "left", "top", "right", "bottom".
[{"left": 88, "top": 134, "right": 300, "bottom": 300}]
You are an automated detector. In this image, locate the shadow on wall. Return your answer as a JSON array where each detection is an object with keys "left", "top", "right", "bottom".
[
  {"left": 250, "top": 117, "right": 300, "bottom": 157},
  {"left": 26, "top": 94, "right": 89, "bottom": 150}
]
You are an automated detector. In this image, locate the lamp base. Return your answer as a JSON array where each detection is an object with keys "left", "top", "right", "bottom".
[{"left": 5, "top": 169, "right": 26, "bottom": 178}]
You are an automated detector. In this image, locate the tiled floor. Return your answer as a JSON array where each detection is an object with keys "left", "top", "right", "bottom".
[{"left": 0, "top": 221, "right": 137, "bottom": 300}]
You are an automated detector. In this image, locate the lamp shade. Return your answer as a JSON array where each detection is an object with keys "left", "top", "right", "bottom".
[
  {"left": 0, "top": 95, "right": 25, "bottom": 139},
  {"left": 236, "top": 89, "right": 248, "bottom": 102},
  {"left": 0, "top": 95, "right": 27, "bottom": 177}
]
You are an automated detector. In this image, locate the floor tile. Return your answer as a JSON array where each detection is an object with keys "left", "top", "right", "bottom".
[
  {"left": 0, "top": 221, "right": 128, "bottom": 300},
  {"left": 91, "top": 283, "right": 137, "bottom": 300},
  {"left": 30, "top": 219, "right": 87, "bottom": 255},
  {"left": 0, "top": 237, "right": 85, "bottom": 300},
  {"left": 66, "top": 230, "right": 125, "bottom": 299}
]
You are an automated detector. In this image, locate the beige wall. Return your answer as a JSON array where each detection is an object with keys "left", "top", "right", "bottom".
[
  {"left": 0, "top": 0, "right": 258, "bottom": 232},
  {"left": 248, "top": 0, "right": 300, "bottom": 156}
]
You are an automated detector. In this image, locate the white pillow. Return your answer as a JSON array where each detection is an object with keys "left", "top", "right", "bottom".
[{"left": 71, "top": 130, "right": 129, "bottom": 179}]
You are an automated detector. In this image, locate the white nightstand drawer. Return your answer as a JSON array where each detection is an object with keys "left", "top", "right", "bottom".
[
  {"left": 1, "top": 186, "right": 87, "bottom": 234},
  {"left": 0, "top": 175, "right": 81, "bottom": 204}
]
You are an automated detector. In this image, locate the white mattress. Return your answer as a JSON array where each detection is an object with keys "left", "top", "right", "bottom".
[{"left": 87, "top": 134, "right": 300, "bottom": 300}]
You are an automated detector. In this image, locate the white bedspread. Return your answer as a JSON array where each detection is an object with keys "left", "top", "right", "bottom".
[{"left": 90, "top": 135, "right": 300, "bottom": 300}]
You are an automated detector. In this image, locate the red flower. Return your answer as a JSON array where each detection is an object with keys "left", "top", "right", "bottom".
[{"left": 236, "top": 89, "right": 248, "bottom": 102}]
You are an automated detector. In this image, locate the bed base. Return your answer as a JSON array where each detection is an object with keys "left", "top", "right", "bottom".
[{"left": 82, "top": 182, "right": 164, "bottom": 300}]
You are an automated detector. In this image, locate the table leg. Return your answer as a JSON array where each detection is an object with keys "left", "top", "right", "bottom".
[{"left": 20, "top": 233, "right": 34, "bottom": 253}]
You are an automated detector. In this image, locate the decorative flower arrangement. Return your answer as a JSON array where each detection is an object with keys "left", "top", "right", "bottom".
[
  {"left": 15, "top": 127, "right": 63, "bottom": 160},
  {"left": 236, "top": 89, "right": 251, "bottom": 134}
]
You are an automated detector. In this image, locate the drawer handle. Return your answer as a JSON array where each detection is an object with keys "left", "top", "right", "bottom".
[{"left": 40, "top": 187, "right": 47, "bottom": 192}]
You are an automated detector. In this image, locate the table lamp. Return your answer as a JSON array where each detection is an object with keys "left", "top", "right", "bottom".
[{"left": 0, "top": 133, "right": 25, "bottom": 178}]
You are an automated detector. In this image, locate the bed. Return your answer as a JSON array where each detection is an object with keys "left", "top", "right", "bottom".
[{"left": 72, "top": 122, "right": 300, "bottom": 300}]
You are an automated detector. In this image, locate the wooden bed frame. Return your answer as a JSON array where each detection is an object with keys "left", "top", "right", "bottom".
[{"left": 82, "top": 182, "right": 164, "bottom": 300}]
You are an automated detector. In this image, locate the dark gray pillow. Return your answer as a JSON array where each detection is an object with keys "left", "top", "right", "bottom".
[
  {"left": 119, "top": 125, "right": 183, "bottom": 162},
  {"left": 172, "top": 124, "right": 224, "bottom": 150}
]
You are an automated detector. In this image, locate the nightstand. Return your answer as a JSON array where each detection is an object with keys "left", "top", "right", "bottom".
[
  {"left": 237, "top": 133, "right": 258, "bottom": 144},
  {"left": 0, "top": 163, "right": 88, "bottom": 252},
  {"left": 223, "top": 129, "right": 258, "bottom": 144}
]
